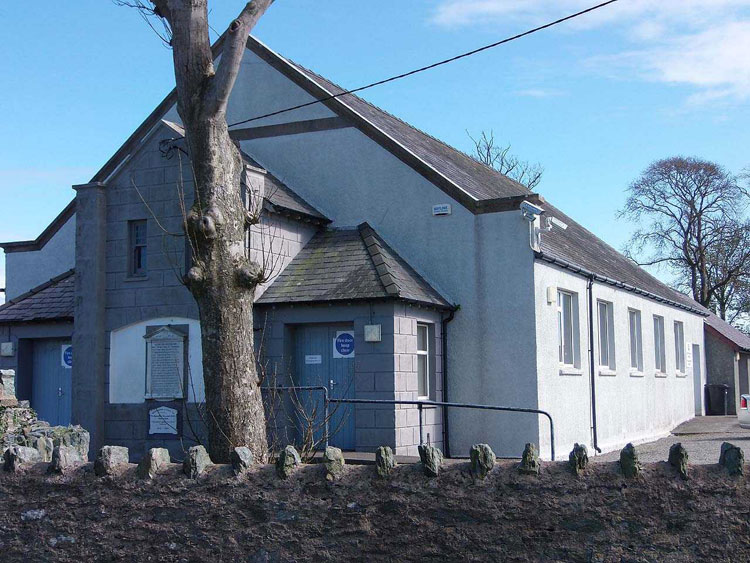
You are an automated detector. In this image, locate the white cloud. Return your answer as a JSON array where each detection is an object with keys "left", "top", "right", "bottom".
[{"left": 431, "top": 0, "right": 750, "bottom": 104}]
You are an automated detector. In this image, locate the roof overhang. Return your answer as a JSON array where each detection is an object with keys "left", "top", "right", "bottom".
[{"left": 536, "top": 252, "right": 708, "bottom": 317}]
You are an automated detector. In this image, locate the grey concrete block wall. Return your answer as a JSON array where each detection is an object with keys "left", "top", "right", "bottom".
[
  {"left": 101, "top": 125, "right": 200, "bottom": 457},
  {"left": 255, "top": 302, "right": 398, "bottom": 452},
  {"left": 255, "top": 301, "right": 447, "bottom": 456},
  {"left": 96, "top": 122, "right": 327, "bottom": 459},
  {"left": 393, "top": 305, "right": 444, "bottom": 457}
]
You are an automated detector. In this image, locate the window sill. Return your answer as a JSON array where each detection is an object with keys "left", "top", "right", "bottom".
[
  {"left": 675, "top": 371, "right": 688, "bottom": 378},
  {"left": 598, "top": 368, "right": 616, "bottom": 377},
  {"left": 559, "top": 367, "right": 582, "bottom": 376},
  {"left": 124, "top": 274, "right": 149, "bottom": 282},
  {"left": 629, "top": 370, "right": 645, "bottom": 378},
  {"left": 654, "top": 371, "right": 668, "bottom": 378}
]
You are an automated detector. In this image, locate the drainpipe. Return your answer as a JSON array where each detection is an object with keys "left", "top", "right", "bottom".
[
  {"left": 441, "top": 306, "right": 457, "bottom": 457},
  {"left": 587, "top": 275, "right": 601, "bottom": 453}
]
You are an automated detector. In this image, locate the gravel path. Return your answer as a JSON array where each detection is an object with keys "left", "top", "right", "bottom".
[{"left": 592, "top": 416, "right": 750, "bottom": 464}]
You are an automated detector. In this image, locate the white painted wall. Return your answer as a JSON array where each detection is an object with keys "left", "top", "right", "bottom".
[
  {"left": 109, "top": 317, "right": 204, "bottom": 404},
  {"left": 534, "top": 260, "right": 706, "bottom": 458},
  {"left": 226, "top": 48, "right": 540, "bottom": 457},
  {"left": 4, "top": 214, "right": 76, "bottom": 300}
]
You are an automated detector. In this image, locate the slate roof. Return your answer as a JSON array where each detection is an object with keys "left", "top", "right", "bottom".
[
  {"left": 537, "top": 205, "right": 708, "bottom": 315},
  {"left": 705, "top": 312, "right": 750, "bottom": 352},
  {"left": 257, "top": 224, "right": 452, "bottom": 309},
  {"left": 0, "top": 270, "right": 75, "bottom": 323}
]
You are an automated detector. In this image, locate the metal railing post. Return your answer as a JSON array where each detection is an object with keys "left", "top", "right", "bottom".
[
  {"left": 418, "top": 402, "right": 424, "bottom": 446},
  {"left": 323, "top": 386, "right": 330, "bottom": 450}
]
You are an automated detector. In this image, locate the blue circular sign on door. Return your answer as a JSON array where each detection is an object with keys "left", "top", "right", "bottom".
[
  {"left": 61, "top": 345, "right": 73, "bottom": 369},
  {"left": 334, "top": 332, "right": 354, "bottom": 357}
]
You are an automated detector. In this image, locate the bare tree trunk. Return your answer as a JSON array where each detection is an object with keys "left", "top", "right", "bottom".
[{"left": 151, "top": 0, "right": 274, "bottom": 462}]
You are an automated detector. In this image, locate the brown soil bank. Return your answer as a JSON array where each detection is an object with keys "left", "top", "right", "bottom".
[{"left": 1, "top": 460, "right": 749, "bottom": 562}]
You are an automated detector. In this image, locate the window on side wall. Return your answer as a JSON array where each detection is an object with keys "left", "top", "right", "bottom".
[
  {"left": 557, "top": 290, "right": 580, "bottom": 369},
  {"left": 674, "top": 321, "right": 685, "bottom": 374},
  {"left": 628, "top": 309, "right": 643, "bottom": 372},
  {"left": 128, "top": 219, "right": 147, "bottom": 277},
  {"left": 417, "top": 323, "right": 429, "bottom": 399},
  {"left": 597, "top": 300, "right": 615, "bottom": 371},
  {"left": 653, "top": 315, "right": 666, "bottom": 374}
]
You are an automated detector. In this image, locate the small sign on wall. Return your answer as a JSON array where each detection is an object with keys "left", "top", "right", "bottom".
[
  {"left": 61, "top": 344, "right": 73, "bottom": 369},
  {"left": 686, "top": 346, "right": 693, "bottom": 370},
  {"left": 305, "top": 355, "right": 322, "bottom": 365},
  {"left": 432, "top": 204, "right": 452, "bottom": 216},
  {"left": 333, "top": 331, "right": 355, "bottom": 359}
]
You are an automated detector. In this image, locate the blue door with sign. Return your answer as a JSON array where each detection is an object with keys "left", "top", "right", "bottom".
[
  {"left": 31, "top": 339, "right": 72, "bottom": 426},
  {"left": 295, "top": 324, "right": 355, "bottom": 450}
]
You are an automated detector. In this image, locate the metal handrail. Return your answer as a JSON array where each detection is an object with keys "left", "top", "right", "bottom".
[{"left": 263, "top": 386, "right": 556, "bottom": 460}]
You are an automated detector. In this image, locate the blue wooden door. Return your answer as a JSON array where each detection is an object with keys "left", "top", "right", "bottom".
[
  {"left": 295, "top": 325, "right": 355, "bottom": 450},
  {"left": 31, "top": 339, "right": 72, "bottom": 426}
]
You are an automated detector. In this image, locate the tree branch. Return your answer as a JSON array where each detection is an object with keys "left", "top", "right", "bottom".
[{"left": 210, "top": 0, "right": 274, "bottom": 115}]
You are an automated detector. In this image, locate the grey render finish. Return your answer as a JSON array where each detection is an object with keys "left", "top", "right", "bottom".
[{"left": 1, "top": 211, "right": 76, "bottom": 301}]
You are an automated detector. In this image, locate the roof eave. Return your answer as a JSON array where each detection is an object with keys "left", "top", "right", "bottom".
[
  {"left": 255, "top": 295, "right": 454, "bottom": 311},
  {"left": 535, "top": 252, "right": 707, "bottom": 316}
]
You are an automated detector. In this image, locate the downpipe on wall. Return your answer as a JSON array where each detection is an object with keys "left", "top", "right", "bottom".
[
  {"left": 587, "top": 275, "right": 602, "bottom": 453},
  {"left": 441, "top": 306, "right": 458, "bottom": 458}
]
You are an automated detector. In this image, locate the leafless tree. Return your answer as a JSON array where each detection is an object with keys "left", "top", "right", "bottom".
[
  {"left": 117, "top": 0, "right": 275, "bottom": 462},
  {"left": 619, "top": 156, "right": 750, "bottom": 320},
  {"left": 468, "top": 130, "right": 544, "bottom": 190}
]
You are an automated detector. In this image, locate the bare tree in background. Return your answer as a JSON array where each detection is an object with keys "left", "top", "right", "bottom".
[
  {"left": 118, "top": 0, "right": 275, "bottom": 462},
  {"left": 619, "top": 156, "right": 750, "bottom": 321},
  {"left": 468, "top": 130, "right": 544, "bottom": 190}
]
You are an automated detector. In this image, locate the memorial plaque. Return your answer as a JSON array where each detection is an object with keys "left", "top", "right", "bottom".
[
  {"left": 145, "top": 326, "right": 185, "bottom": 399},
  {"left": 149, "top": 405, "right": 179, "bottom": 435}
]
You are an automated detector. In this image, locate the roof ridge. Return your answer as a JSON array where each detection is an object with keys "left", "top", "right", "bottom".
[
  {"left": 358, "top": 223, "right": 402, "bottom": 297},
  {"left": 0, "top": 269, "right": 75, "bottom": 312}
]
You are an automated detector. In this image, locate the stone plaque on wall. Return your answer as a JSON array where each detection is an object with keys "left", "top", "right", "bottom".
[
  {"left": 145, "top": 326, "right": 186, "bottom": 399},
  {"left": 149, "top": 405, "right": 179, "bottom": 435}
]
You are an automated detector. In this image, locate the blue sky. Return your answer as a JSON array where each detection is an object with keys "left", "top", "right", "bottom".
[{"left": 2, "top": 0, "right": 750, "bottom": 294}]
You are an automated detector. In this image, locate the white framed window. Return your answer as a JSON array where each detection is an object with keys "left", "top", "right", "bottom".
[
  {"left": 417, "top": 323, "right": 429, "bottom": 399},
  {"left": 128, "top": 219, "right": 147, "bottom": 277},
  {"left": 653, "top": 315, "right": 666, "bottom": 374},
  {"left": 557, "top": 290, "right": 580, "bottom": 368},
  {"left": 628, "top": 309, "right": 643, "bottom": 372},
  {"left": 674, "top": 321, "right": 685, "bottom": 373},
  {"left": 597, "top": 300, "right": 616, "bottom": 370}
]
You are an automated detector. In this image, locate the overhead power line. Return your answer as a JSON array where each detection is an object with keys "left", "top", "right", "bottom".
[{"left": 228, "top": 0, "right": 619, "bottom": 128}]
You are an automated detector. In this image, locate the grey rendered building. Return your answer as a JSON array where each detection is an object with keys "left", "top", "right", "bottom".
[{"left": 1, "top": 36, "right": 710, "bottom": 460}]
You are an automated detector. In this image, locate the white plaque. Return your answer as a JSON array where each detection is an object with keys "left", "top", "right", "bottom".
[
  {"left": 686, "top": 346, "right": 693, "bottom": 370},
  {"left": 149, "top": 406, "right": 178, "bottom": 435},
  {"left": 305, "top": 354, "right": 322, "bottom": 365},
  {"left": 145, "top": 327, "right": 185, "bottom": 399}
]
